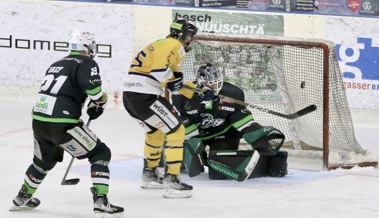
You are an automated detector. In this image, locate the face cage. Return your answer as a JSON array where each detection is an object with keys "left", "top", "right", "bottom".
[
  {"left": 182, "top": 32, "right": 195, "bottom": 43},
  {"left": 200, "top": 74, "right": 224, "bottom": 94}
]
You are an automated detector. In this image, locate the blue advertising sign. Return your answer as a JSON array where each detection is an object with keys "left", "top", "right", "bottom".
[{"left": 337, "top": 37, "right": 379, "bottom": 81}]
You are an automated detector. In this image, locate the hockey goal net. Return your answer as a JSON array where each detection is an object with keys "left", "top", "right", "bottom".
[{"left": 180, "top": 34, "right": 377, "bottom": 170}]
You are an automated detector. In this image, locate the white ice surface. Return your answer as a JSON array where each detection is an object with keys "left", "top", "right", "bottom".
[{"left": 0, "top": 100, "right": 378, "bottom": 218}]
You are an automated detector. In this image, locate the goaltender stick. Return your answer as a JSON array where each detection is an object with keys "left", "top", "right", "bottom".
[{"left": 171, "top": 63, "right": 288, "bottom": 181}]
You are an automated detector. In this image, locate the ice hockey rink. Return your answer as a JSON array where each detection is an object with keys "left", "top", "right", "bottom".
[{"left": 1, "top": 99, "right": 378, "bottom": 218}]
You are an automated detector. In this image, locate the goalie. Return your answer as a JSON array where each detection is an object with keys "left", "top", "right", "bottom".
[{"left": 171, "top": 63, "right": 288, "bottom": 182}]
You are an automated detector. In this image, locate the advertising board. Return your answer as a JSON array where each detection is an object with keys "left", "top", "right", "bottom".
[{"left": 0, "top": 1, "right": 134, "bottom": 103}]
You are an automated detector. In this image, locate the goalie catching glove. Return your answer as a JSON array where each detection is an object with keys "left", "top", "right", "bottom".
[
  {"left": 87, "top": 93, "right": 107, "bottom": 120},
  {"left": 167, "top": 72, "right": 184, "bottom": 94}
]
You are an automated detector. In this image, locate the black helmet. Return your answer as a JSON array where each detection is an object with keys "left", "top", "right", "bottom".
[
  {"left": 197, "top": 63, "right": 223, "bottom": 94},
  {"left": 170, "top": 18, "right": 198, "bottom": 52}
]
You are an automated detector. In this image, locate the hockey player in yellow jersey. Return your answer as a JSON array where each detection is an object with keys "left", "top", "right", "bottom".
[{"left": 122, "top": 18, "right": 197, "bottom": 198}]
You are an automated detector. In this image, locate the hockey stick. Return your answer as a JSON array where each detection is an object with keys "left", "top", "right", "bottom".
[
  {"left": 61, "top": 156, "right": 79, "bottom": 185},
  {"left": 182, "top": 84, "right": 317, "bottom": 120},
  {"left": 61, "top": 119, "right": 92, "bottom": 185}
]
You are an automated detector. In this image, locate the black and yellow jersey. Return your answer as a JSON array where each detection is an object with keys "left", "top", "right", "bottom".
[
  {"left": 172, "top": 81, "right": 255, "bottom": 140},
  {"left": 122, "top": 37, "right": 186, "bottom": 95},
  {"left": 32, "top": 52, "right": 103, "bottom": 124}
]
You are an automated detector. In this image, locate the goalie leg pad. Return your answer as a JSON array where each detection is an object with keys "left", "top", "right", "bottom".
[
  {"left": 236, "top": 150, "right": 260, "bottom": 182},
  {"left": 183, "top": 138, "right": 205, "bottom": 177},
  {"left": 268, "top": 150, "right": 288, "bottom": 177},
  {"left": 207, "top": 150, "right": 260, "bottom": 182}
]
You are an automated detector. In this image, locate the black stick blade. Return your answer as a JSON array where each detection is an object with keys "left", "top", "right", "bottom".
[
  {"left": 61, "top": 178, "right": 80, "bottom": 185},
  {"left": 273, "top": 104, "right": 317, "bottom": 119},
  {"left": 296, "top": 104, "right": 317, "bottom": 117}
]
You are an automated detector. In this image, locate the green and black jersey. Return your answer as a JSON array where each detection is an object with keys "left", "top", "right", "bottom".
[
  {"left": 172, "top": 82, "right": 254, "bottom": 140},
  {"left": 32, "top": 52, "right": 103, "bottom": 124}
]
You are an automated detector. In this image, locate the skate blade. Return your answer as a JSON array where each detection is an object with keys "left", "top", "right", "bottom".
[
  {"left": 140, "top": 182, "right": 164, "bottom": 189},
  {"left": 163, "top": 189, "right": 193, "bottom": 199},
  {"left": 94, "top": 211, "right": 124, "bottom": 218},
  {"left": 9, "top": 204, "right": 37, "bottom": 211}
]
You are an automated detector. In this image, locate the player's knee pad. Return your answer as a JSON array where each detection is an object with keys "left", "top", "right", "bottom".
[
  {"left": 165, "top": 124, "right": 185, "bottom": 147},
  {"left": 146, "top": 130, "right": 165, "bottom": 147},
  {"left": 88, "top": 142, "right": 111, "bottom": 163},
  {"left": 60, "top": 124, "right": 98, "bottom": 157},
  {"left": 183, "top": 138, "right": 205, "bottom": 177},
  {"left": 33, "top": 138, "right": 63, "bottom": 171},
  {"left": 242, "top": 123, "right": 285, "bottom": 155},
  {"left": 32, "top": 158, "right": 58, "bottom": 171}
]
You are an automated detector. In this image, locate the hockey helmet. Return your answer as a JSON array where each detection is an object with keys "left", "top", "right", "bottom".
[
  {"left": 197, "top": 63, "right": 223, "bottom": 94},
  {"left": 69, "top": 29, "right": 96, "bottom": 58},
  {"left": 170, "top": 18, "right": 198, "bottom": 52}
]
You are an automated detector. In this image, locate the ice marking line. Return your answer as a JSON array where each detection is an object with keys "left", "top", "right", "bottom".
[
  {"left": 0, "top": 144, "right": 32, "bottom": 148},
  {"left": 0, "top": 127, "right": 31, "bottom": 137}
]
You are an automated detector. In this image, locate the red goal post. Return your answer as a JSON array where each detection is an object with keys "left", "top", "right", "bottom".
[{"left": 179, "top": 33, "right": 378, "bottom": 170}]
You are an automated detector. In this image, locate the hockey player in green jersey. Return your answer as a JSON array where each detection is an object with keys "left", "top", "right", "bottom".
[
  {"left": 171, "top": 63, "right": 288, "bottom": 182},
  {"left": 9, "top": 29, "right": 124, "bottom": 217},
  {"left": 122, "top": 18, "right": 197, "bottom": 198}
]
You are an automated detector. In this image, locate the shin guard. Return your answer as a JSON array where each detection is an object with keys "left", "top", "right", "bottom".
[{"left": 183, "top": 138, "right": 205, "bottom": 177}]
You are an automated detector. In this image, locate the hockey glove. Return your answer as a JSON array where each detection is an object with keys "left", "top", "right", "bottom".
[
  {"left": 87, "top": 93, "right": 108, "bottom": 120},
  {"left": 167, "top": 72, "right": 184, "bottom": 94},
  {"left": 200, "top": 89, "right": 220, "bottom": 101}
]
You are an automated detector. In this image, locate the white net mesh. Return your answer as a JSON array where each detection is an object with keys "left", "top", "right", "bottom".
[{"left": 180, "top": 34, "right": 377, "bottom": 169}]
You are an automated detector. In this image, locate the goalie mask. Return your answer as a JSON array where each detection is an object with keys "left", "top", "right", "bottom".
[
  {"left": 69, "top": 29, "right": 96, "bottom": 58},
  {"left": 196, "top": 63, "right": 224, "bottom": 94},
  {"left": 170, "top": 18, "right": 198, "bottom": 52}
]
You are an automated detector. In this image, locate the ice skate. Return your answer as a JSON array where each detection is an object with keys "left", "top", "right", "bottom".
[
  {"left": 162, "top": 174, "right": 193, "bottom": 199},
  {"left": 140, "top": 160, "right": 164, "bottom": 189},
  {"left": 90, "top": 188, "right": 124, "bottom": 218},
  {"left": 9, "top": 185, "right": 41, "bottom": 211}
]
